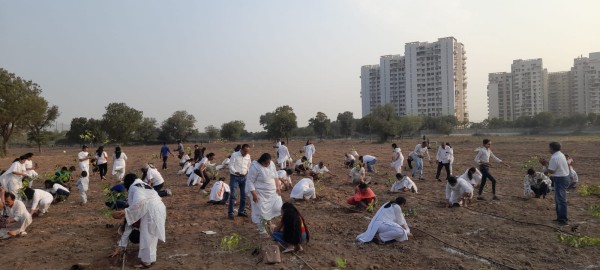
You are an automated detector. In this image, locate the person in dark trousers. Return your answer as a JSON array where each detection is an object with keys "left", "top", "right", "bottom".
[
  {"left": 160, "top": 142, "right": 174, "bottom": 170},
  {"left": 541, "top": 142, "right": 570, "bottom": 226},
  {"left": 474, "top": 139, "right": 505, "bottom": 201}
]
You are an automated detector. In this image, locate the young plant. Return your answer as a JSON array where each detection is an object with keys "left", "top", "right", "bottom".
[
  {"left": 220, "top": 233, "right": 242, "bottom": 251},
  {"left": 558, "top": 234, "right": 600, "bottom": 247},
  {"left": 578, "top": 184, "right": 600, "bottom": 197},
  {"left": 335, "top": 257, "right": 347, "bottom": 269},
  {"left": 521, "top": 155, "right": 540, "bottom": 172},
  {"left": 590, "top": 204, "right": 600, "bottom": 217},
  {"left": 366, "top": 201, "right": 377, "bottom": 213}
]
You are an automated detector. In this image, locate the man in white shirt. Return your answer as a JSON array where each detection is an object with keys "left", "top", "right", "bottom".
[
  {"left": 276, "top": 141, "right": 291, "bottom": 169},
  {"left": 409, "top": 141, "right": 432, "bottom": 180},
  {"left": 142, "top": 164, "right": 171, "bottom": 197},
  {"left": 228, "top": 144, "right": 251, "bottom": 219},
  {"left": 541, "top": 142, "right": 570, "bottom": 226},
  {"left": 359, "top": 155, "right": 377, "bottom": 173},
  {"left": 474, "top": 139, "right": 504, "bottom": 201},
  {"left": 208, "top": 178, "right": 230, "bottom": 204},
  {"left": 311, "top": 161, "right": 336, "bottom": 180},
  {"left": 2, "top": 191, "right": 32, "bottom": 237},
  {"left": 78, "top": 145, "right": 91, "bottom": 173},
  {"left": 435, "top": 142, "right": 452, "bottom": 182},
  {"left": 303, "top": 140, "right": 316, "bottom": 164},
  {"left": 445, "top": 176, "right": 473, "bottom": 207}
]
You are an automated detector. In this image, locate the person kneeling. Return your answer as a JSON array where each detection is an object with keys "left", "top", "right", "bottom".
[
  {"left": 524, "top": 168, "right": 551, "bottom": 199},
  {"left": 347, "top": 183, "right": 376, "bottom": 209},
  {"left": 390, "top": 173, "right": 418, "bottom": 193},
  {"left": 445, "top": 176, "right": 473, "bottom": 207},
  {"left": 290, "top": 170, "right": 316, "bottom": 201},
  {"left": 272, "top": 202, "right": 310, "bottom": 253},
  {"left": 357, "top": 196, "right": 411, "bottom": 244},
  {"left": 208, "top": 178, "right": 230, "bottom": 205}
]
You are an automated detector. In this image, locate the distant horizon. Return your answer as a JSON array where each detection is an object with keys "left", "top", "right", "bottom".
[{"left": 2, "top": 1, "right": 599, "bottom": 132}]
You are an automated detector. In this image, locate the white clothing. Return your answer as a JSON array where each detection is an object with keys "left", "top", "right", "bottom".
[
  {"left": 5, "top": 200, "right": 32, "bottom": 233},
  {"left": 458, "top": 168, "right": 482, "bottom": 186},
  {"left": 436, "top": 146, "right": 452, "bottom": 164},
  {"left": 216, "top": 158, "right": 230, "bottom": 171},
  {"left": 311, "top": 165, "right": 330, "bottom": 174},
  {"left": 78, "top": 151, "right": 90, "bottom": 172},
  {"left": 117, "top": 223, "right": 137, "bottom": 248},
  {"left": 276, "top": 145, "right": 291, "bottom": 167},
  {"left": 448, "top": 147, "right": 455, "bottom": 174},
  {"left": 523, "top": 172, "right": 551, "bottom": 196},
  {"left": 184, "top": 162, "right": 195, "bottom": 176},
  {"left": 548, "top": 151, "right": 569, "bottom": 177},
  {"left": 357, "top": 203, "right": 410, "bottom": 243},
  {"left": 178, "top": 162, "right": 192, "bottom": 175},
  {"left": 349, "top": 167, "right": 366, "bottom": 184},
  {"left": 229, "top": 151, "right": 251, "bottom": 175},
  {"left": 474, "top": 147, "right": 502, "bottom": 164},
  {"left": 246, "top": 161, "right": 283, "bottom": 224},
  {"left": 179, "top": 154, "right": 190, "bottom": 166},
  {"left": 112, "top": 152, "right": 128, "bottom": 180},
  {"left": 125, "top": 179, "right": 166, "bottom": 264},
  {"left": 77, "top": 176, "right": 89, "bottom": 204},
  {"left": 209, "top": 181, "right": 230, "bottom": 202},
  {"left": 277, "top": 170, "right": 292, "bottom": 186},
  {"left": 187, "top": 172, "right": 201, "bottom": 186},
  {"left": 303, "top": 144, "right": 316, "bottom": 163},
  {"left": 1, "top": 161, "right": 26, "bottom": 196},
  {"left": 30, "top": 189, "right": 54, "bottom": 213},
  {"left": 445, "top": 178, "right": 474, "bottom": 204},
  {"left": 346, "top": 154, "right": 356, "bottom": 162},
  {"left": 48, "top": 183, "right": 70, "bottom": 195},
  {"left": 411, "top": 144, "right": 431, "bottom": 160},
  {"left": 362, "top": 155, "right": 376, "bottom": 163},
  {"left": 145, "top": 168, "right": 165, "bottom": 187},
  {"left": 290, "top": 177, "right": 316, "bottom": 200},
  {"left": 391, "top": 147, "right": 404, "bottom": 174},
  {"left": 24, "top": 160, "right": 38, "bottom": 179},
  {"left": 390, "top": 176, "right": 418, "bottom": 193},
  {"left": 96, "top": 151, "right": 108, "bottom": 165},
  {"left": 193, "top": 157, "right": 208, "bottom": 170}
]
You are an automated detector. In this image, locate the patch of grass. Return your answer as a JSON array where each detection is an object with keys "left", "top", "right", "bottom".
[
  {"left": 590, "top": 204, "right": 600, "bottom": 217},
  {"left": 558, "top": 234, "right": 600, "bottom": 248},
  {"left": 335, "top": 257, "right": 347, "bottom": 269},
  {"left": 578, "top": 184, "right": 600, "bottom": 197}
]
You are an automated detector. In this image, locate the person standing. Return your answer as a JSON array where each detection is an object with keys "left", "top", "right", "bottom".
[
  {"left": 160, "top": 143, "right": 174, "bottom": 170},
  {"left": 112, "top": 147, "right": 128, "bottom": 181},
  {"left": 390, "top": 143, "right": 404, "bottom": 174},
  {"left": 174, "top": 140, "right": 184, "bottom": 159},
  {"left": 474, "top": 139, "right": 504, "bottom": 201},
  {"left": 303, "top": 140, "right": 316, "bottom": 164},
  {"left": 23, "top": 153, "right": 38, "bottom": 182},
  {"left": 435, "top": 142, "right": 452, "bottom": 182},
  {"left": 246, "top": 153, "right": 283, "bottom": 235},
  {"left": 276, "top": 141, "right": 291, "bottom": 169},
  {"left": 228, "top": 144, "right": 251, "bottom": 220},
  {"left": 410, "top": 141, "right": 431, "bottom": 180},
  {"left": 541, "top": 142, "right": 570, "bottom": 226},
  {"left": 95, "top": 146, "right": 109, "bottom": 180},
  {"left": 77, "top": 145, "right": 91, "bottom": 173}
]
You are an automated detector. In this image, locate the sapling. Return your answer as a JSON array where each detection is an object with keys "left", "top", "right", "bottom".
[
  {"left": 366, "top": 201, "right": 377, "bottom": 213},
  {"left": 558, "top": 234, "right": 600, "bottom": 247},
  {"left": 335, "top": 257, "right": 347, "bottom": 269}
]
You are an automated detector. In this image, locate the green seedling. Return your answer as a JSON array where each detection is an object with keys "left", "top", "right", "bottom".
[
  {"left": 366, "top": 201, "right": 377, "bottom": 213},
  {"left": 335, "top": 257, "right": 347, "bottom": 269},
  {"left": 521, "top": 155, "right": 540, "bottom": 172},
  {"left": 558, "top": 234, "right": 600, "bottom": 247},
  {"left": 578, "top": 184, "right": 600, "bottom": 197},
  {"left": 590, "top": 204, "right": 600, "bottom": 217}
]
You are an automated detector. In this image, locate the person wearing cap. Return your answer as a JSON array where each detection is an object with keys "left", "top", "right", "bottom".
[{"left": 77, "top": 145, "right": 91, "bottom": 173}]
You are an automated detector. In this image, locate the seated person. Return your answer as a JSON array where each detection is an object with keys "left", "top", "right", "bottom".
[
  {"left": 348, "top": 163, "right": 366, "bottom": 185},
  {"left": 344, "top": 153, "right": 355, "bottom": 169},
  {"left": 458, "top": 167, "right": 482, "bottom": 187},
  {"left": 445, "top": 176, "right": 473, "bottom": 207},
  {"left": 277, "top": 168, "right": 293, "bottom": 191},
  {"left": 272, "top": 202, "right": 309, "bottom": 253},
  {"left": 44, "top": 180, "right": 70, "bottom": 201},
  {"left": 216, "top": 156, "right": 231, "bottom": 171},
  {"left": 294, "top": 156, "right": 310, "bottom": 174},
  {"left": 23, "top": 188, "right": 54, "bottom": 217},
  {"left": 524, "top": 168, "right": 551, "bottom": 199},
  {"left": 53, "top": 166, "right": 72, "bottom": 185},
  {"left": 311, "top": 161, "right": 336, "bottom": 180},
  {"left": 208, "top": 177, "right": 230, "bottom": 205},
  {"left": 357, "top": 196, "right": 411, "bottom": 244},
  {"left": 1, "top": 191, "right": 32, "bottom": 237},
  {"left": 347, "top": 183, "right": 376, "bottom": 209},
  {"left": 390, "top": 173, "right": 418, "bottom": 193},
  {"left": 290, "top": 170, "right": 316, "bottom": 201}
]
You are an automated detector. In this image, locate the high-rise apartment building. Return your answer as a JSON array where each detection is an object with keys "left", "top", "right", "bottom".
[
  {"left": 487, "top": 72, "right": 512, "bottom": 120},
  {"left": 360, "top": 37, "right": 468, "bottom": 122},
  {"left": 571, "top": 52, "right": 600, "bottom": 114},
  {"left": 547, "top": 71, "right": 571, "bottom": 116}
]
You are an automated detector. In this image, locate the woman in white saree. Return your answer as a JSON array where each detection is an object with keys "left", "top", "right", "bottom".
[
  {"left": 246, "top": 153, "right": 283, "bottom": 235},
  {"left": 357, "top": 196, "right": 411, "bottom": 244}
]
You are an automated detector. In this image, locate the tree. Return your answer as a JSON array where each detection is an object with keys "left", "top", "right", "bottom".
[
  {"left": 308, "top": 112, "right": 331, "bottom": 140},
  {"left": 365, "top": 104, "right": 400, "bottom": 142},
  {"left": 26, "top": 97, "right": 60, "bottom": 152},
  {"left": 102, "top": 103, "right": 143, "bottom": 143},
  {"left": 336, "top": 111, "right": 355, "bottom": 137},
  {"left": 205, "top": 125, "right": 220, "bottom": 142},
  {"left": 259, "top": 105, "right": 298, "bottom": 142},
  {"left": 0, "top": 68, "right": 49, "bottom": 156},
  {"left": 136, "top": 117, "right": 160, "bottom": 142},
  {"left": 397, "top": 116, "right": 424, "bottom": 137},
  {"left": 65, "top": 117, "right": 89, "bottom": 143},
  {"left": 159, "top": 110, "right": 197, "bottom": 142},
  {"left": 220, "top": 121, "right": 245, "bottom": 141}
]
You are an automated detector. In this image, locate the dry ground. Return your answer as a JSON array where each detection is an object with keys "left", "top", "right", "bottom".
[{"left": 1, "top": 135, "right": 599, "bottom": 270}]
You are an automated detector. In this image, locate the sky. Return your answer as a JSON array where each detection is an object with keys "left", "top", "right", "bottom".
[{"left": 1, "top": 0, "right": 599, "bottom": 132}]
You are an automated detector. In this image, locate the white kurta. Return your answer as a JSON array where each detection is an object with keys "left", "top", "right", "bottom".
[
  {"left": 277, "top": 170, "right": 292, "bottom": 186},
  {"left": 445, "top": 178, "right": 474, "bottom": 204},
  {"left": 357, "top": 203, "right": 410, "bottom": 243},
  {"left": 76, "top": 176, "right": 90, "bottom": 204},
  {"left": 390, "top": 176, "right": 418, "bottom": 193},
  {"left": 112, "top": 153, "right": 128, "bottom": 180},
  {"left": 290, "top": 177, "right": 316, "bottom": 200},
  {"left": 178, "top": 162, "right": 192, "bottom": 175},
  {"left": 458, "top": 168, "right": 482, "bottom": 186},
  {"left": 187, "top": 173, "right": 200, "bottom": 186},
  {"left": 4, "top": 200, "right": 32, "bottom": 234},
  {"left": 246, "top": 161, "right": 283, "bottom": 224},
  {"left": 1, "top": 161, "right": 26, "bottom": 196},
  {"left": 78, "top": 151, "right": 90, "bottom": 172},
  {"left": 125, "top": 179, "right": 166, "bottom": 264},
  {"left": 31, "top": 189, "right": 54, "bottom": 213},
  {"left": 145, "top": 168, "right": 164, "bottom": 186},
  {"left": 303, "top": 144, "right": 316, "bottom": 163},
  {"left": 276, "top": 145, "right": 291, "bottom": 167},
  {"left": 209, "top": 181, "right": 230, "bottom": 202},
  {"left": 391, "top": 147, "right": 404, "bottom": 174},
  {"left": 24, "top": 160, "right": 38, "bottom": 179}
]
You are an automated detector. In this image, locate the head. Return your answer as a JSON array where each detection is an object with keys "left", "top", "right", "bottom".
[
  {"left": 527, "top": 168, "right": 535, "bottom": 176},
  {"left": 392, "top": 143, "right": 397, "bottom": 149},
  {"left": 96, "top": 146, "right": 104, "bottom": 154},
  {"left": 549, "top": 142, "right": 561, "bottom": 154},
  {"left": 81, "top": 171, "right": 88, "bottom": 178},
  {"left": 482, "top": 139, "right": 491, "bottom": 148},
  {"left": 421, "top": 141, "right": 428, "bottom": 147},
  {"left": 318, "top": 161, "right": 324, "bottom": 168},
  {"left": 194, "top": 144, "right": 199, "bottom": 149},
  {"left": 384, "top": 196, "right": 407, "bottom": 208},
  {"left": 447, "top": 176, "right": 458, "bottom": 186},
  {"left": 115, "top": 146, "right": 122, "bottom": 152},
  {"left": 446, "top": 142, "right": 452, "bottom": 148},
  {"left": 281, "top": 202, "right": 298, "bottom": 215},
  {"left": 18, "top": 155, "right": 27, "bottom": 163},
  {"left": 44, "top": 180, "right": 54, "bottom": 189},
  {"left": 234, "top": 144, "right": 241, "bottom": 152},
  {"left": 82, "top": 145, "right": 88, "bottom": 151},
  {"left": 23, "top": 153, "right": 34, "bottom": 160},
  {"left": 4, "top": 192, "right": 16, "bottom": 207},
  {"left": 23, "top": 188, "right": 35, "bottom": 201},
  {"left": 301, "top": 156, "right": 307, "bottom": 162},
  {"left": 306, "top": 140, "right": 311, "bottom": 145},
  {"left": 218, "top": 177, "right": 225, "bottom": 182},
  {"left": 206, "top": 152, "right": 215, "bottom": 161},
  {"left": 123, "top": 173, "right": 138, "bottom": 190},
  {"left": 281, "top": 141, "right": 286, "bottom": 146},
  {"left": 257, "top": 153, "right": 271, "bottom": 166},
  {"left": 440, "top": 142, "right": 445, "bottom": 148},
  {"left": 285, "top": 169, "right": 293, "bottom": 176},
  {"left": 68, "top": 166, "right": 76, "bottom": 172},
  {"left": 141, "top": 163, "right": 150, "bottom": 173},
  {"left": 61, "top": 166, "right": 68, "bottom": 172},
  {"left": 395, "top": 173, "right": 403, "bottom": 180},
  {"left": 467, "top": 167, "right": 477, "bottom": 179},
  {"left": 358, "top": 182, "right": 368, "bottom": 191},
  {"left": 177, "top": 140, "right": 181, "bottom": 143},
  {"left": 358, "top": 156, "right": 363, "bottom": 162},
  {"left": 240, "top": 144, "right": 250, "bottom": 156}
]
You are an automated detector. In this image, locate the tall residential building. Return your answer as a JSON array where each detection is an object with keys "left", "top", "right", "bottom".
[
  {"left": 547, "top": 71, "right": 571, "bottom": 116},
  {"left": 571, "top": 52, "right": 600, "bottom": 114},
  {"left": 510, "top": 59, "right": 547, "bottom": 118},
  {"left": 487, "top": 72, "right": 512, "bottom": 120},
  {"left": 360, "top": 37, "right": 468, "bottom": 122},
  {"left": 360, "top": 65, "right": 380, "bottom": 116}
]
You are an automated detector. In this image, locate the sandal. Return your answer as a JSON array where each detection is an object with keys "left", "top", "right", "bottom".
[
  {"left": 282, "top": 247, "right": 294, "bottom": 253},
  {"left": 134, "top": 262, "right": 152, "bottom": 269}
]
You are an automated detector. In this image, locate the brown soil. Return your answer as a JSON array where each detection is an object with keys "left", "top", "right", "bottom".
[{"left": 1, "top": 136, "right": 599, "bottom": 270}]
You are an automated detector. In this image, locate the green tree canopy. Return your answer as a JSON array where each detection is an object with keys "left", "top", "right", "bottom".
[
  {"left": 336, "top": 111, "right": 355, "bottom": 137},
  {"left": 26, "top": 97, "right": 60, "bottom": 152},
  {"left": 220, "top": 120, "right": 245, "bottom": 141},
  {"left": 364, "top": 104, "right": 400, "bottom": 142},
  {"left": 259, "top": 105, "right": 298, "bottom": 142},
  {"left": 308, "top": 112, "right": 331, "bottom": 140},
  {"left": 136, "top": 117, "right": 159, "bottom": 142},
  {"left": 205, "top": 125, "right": 220, "bottom": 141},
  {"left": 159, "top": 110, "right": 197, "bottom": 142},
  {"left": 101, "top": 103, "right": 143, "bottom": 143}
]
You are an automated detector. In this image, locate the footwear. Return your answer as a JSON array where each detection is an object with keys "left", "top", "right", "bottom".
[
  {"left": 237, "top": 212, "right": 248, "bottom": 217},
  {"left": 492, "top": 196, "right": 500, "bottom": 200},
  {"left": 295, "top": 245, "right": 303, "bottom": 252},
  {"left": 282, "top": 247, "right": 294, "bottom": 253},
  {"left": 452, "top": 203, "right": 461, "bottom": 207},
  {"left": 557, "top": 221, "right": 569, "bottom": 226},
  {"left": 419, "top": 177, "right": 424, "bottom": 181},
  {"left": 165, "top": 188, "right": 172, "bottom": 196},
  {"left": 477, "top": 196, "right": 486, "bottom": 201},
  {"left": 134, "top": 262, "right": 152, "bottom": 268}
]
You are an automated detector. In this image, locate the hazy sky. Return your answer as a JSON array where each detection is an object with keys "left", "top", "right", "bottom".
[{"left": 1, "top": 0, "right": 599, "bottom": 132}]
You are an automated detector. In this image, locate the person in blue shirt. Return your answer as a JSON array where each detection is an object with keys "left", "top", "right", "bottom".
[{"left": 160, "top": 142, "right": 174, "bottom": 170}]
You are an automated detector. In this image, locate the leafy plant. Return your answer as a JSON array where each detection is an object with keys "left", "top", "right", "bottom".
[
  {"left": 578, "top": 184, "right": 600, "bottom": 197},
  {"left": 220, "top": 233, "right": 255, "bottom": 251},
  {"left": 403, "top": 208, "right": 417, "bottom": 217},
  {"left": 521, "top": 155, "right": 540, "bottom": 172},
  {"left": 366, "top": 201, "right": 377, "bottom": 213},
  {"left": 335, "top": 257, "right": 347, "bottom": 269},
  {"left": 590, "top": 204, "right": 600, "bottom": 217},
  {"left": 558, "top": 234, "right": 600, "bottom": 247},
  {"left": 103, "top": 183, "right": 128, "bottom": 217}
]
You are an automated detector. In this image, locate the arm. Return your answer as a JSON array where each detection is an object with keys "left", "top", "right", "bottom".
[
  {"left": 246, "top": 164, "right": 258, "bottom": 203},
  {"left": 489, "top": 150, "right": 502, "bottom": 163}
]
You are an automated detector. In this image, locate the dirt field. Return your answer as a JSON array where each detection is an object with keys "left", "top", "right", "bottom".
[{"left": 1, "top": 135, "right": 599, "bottom": 270}]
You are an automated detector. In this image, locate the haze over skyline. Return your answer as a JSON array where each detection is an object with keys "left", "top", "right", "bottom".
[{"left": 1, "top": 0, "right": 599, "bottom": 132}]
